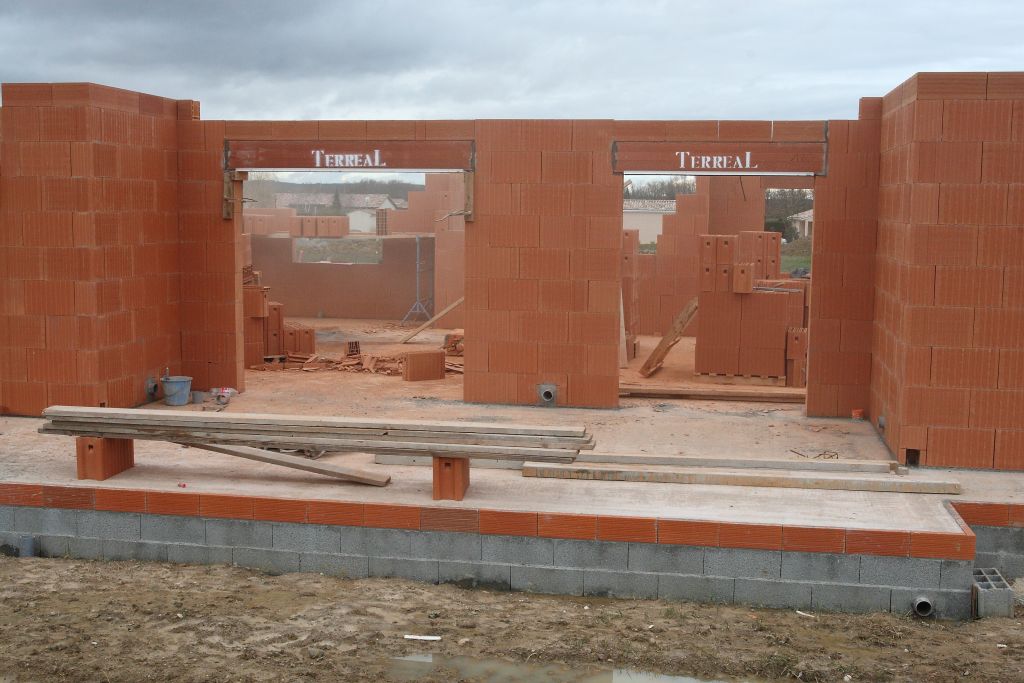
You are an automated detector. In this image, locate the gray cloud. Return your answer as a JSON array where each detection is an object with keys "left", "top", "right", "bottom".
[{"left": 1, "top": 1, "right": 1022, "bottom": 121}]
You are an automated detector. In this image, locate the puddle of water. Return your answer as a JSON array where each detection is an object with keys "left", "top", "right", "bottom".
[{"left": 389, "top": 654, "right": 739, "bottom": 682}]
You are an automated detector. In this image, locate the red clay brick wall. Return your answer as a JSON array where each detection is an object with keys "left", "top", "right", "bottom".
[
  {"left": 871, "top": 73, "right": 1024, "bottom": 469},
  {"left": 806, "top": 106, "right": 881, "bottom": 417},
  {"left": 251, "top": 234, "right": 432, "bottom": 319},
  {"left": 463, "top": 120, "right": 622, "bottom": 408},
  {"left": 0, "top": 83, "right": 182, "bottom": 415}
]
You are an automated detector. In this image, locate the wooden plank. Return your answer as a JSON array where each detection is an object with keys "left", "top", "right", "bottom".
[
  {"left": 399, "top": 296, "right": 464, "bottom": 343},
  {"left": 638, "top": 297, "right": 698, "bottom": 378},
  {"left": 521, "top": 462, "right": 961, "bottom": 495},
  {"left": 618, "top": 382, "right": 805, "bottom": 403},
  {"left": 39, "top": 424, "right": 579, "bottom": 462},
  {"left": 42, "top": 406, "right": 587, "bottom": 438},
  {"left": 182, "top": 443, "right": 390, "bottom": 486},
  {"left": 226, "top": 140, "right": 475, "bottom": 171},
  {"left": 43, "top": 415, "right": 595, "bottom": 449}
]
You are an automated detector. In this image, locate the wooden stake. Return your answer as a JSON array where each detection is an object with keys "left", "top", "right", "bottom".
[
  {"left": 399, "top": 296, "right": 464, "bottom": 343},
  {"left": 638, "top": 296, "right": 699, "bottom": 378}
]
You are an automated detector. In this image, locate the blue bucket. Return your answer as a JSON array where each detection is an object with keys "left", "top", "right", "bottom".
[{"left": 161, "top": 375, "right": 193, "bottom": 406}]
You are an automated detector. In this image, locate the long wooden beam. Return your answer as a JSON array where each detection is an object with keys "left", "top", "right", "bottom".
[
  {"left": 181, "top": 443, "right": 390, "bottom": 486},
  {"left": 639, "top": 297, "right": 698, "bottom": 377}
]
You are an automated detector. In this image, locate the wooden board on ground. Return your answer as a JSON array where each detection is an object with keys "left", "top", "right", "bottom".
[
  {"left": 521, "top": 461, "right": 961, "bottom": 495},
  {"left": 618, "top": 382, "right": 804, "bottom": 403},
  {"left": 183, "top": 443, "right": 391, "bottom": 486},
  {"left": 639, "top": 297, "right": 698, "bottom": 378}
]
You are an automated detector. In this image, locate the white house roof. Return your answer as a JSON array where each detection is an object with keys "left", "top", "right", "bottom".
[
  {"left": 787, "top": 209, "right": 814, "bottom": 221},
  {"left": 623, "top": 199, "right": 676, "bottom": 212},
  {"left": 276, "top": 193, "right": 405, "bottom": 210}
]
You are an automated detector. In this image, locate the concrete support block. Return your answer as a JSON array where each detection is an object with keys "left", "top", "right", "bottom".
[
  {"left": 364, "top": 528, "right": 414, "bottom": 558},
  {"left": 627, "top": 543, "right": 703, "bottom": 574},
  {"left": 167, "top": 544, "right": 233, "bottom": 566},
  {"left": 975, "top": 551, "right": 1024, "bottom": 580},
  {"left": 36, "top": 535, "right": 69, "bottom": 558},
  {"left": 939, "top": 560, "right": 975, "bottom": 590},
  {"left": 891, "top": 588, "right": 972, "bottom": 620},
  {"left": 141, "top": 515, "right": 206, "bottom": 545},
  {"left": 369, "top": 557, "right": 440, "bottom": 583},
  {"left": 658, "top": 574, "right": 735, "bottom": 603},
  {"left": 67, "top": 537, "right": 103, "bottom": 560},
  {"left": 102, "top": 540, "right": 169, "bottom": 562},
  {"left": 336, "top": 527, "right": 369, "bottom": 556},
  {"left": 735, "top": 578, "right": 813, "bottom": 609},
  {"left": 272, "top": 523, "right": 341, "bottom": 554},
  {"left": 782, "top": 552, "right": 860, "bottom": 583},
  {"left": 410, "top": 531, "right": 481, "bottom": 562},
  {"left": 552, "top": 539, "right": 628, "bottom": 571},
  {"left": 704, "top": 548, "right": 781, "bottom": 579},
  {"left": 973, "top": 526, "right": 1024, "bottom": 555},
  {"left": 481, "top": 535, "right": 554, "bottom": 565},
  {"left": 811, "top": 583, "right": 893, "bottom": 613},
  {"left": 438, "top": 561, "right": 511, "bottom": 590},
  {"left": 232, "top": 547, "right": 301, "bottom": 575},
  {"left": 860, "top": 556, "right": 941, "bottom": 589},
  {"left": 973, "top": 568, "right": 1015, "bottom": 618},
  {"left": 511, "top": 565, "right": 584, "bottom": 596},
  {"left": 584, "top": 570, "right": 658, "bottom": 599},
  {"left": 205, "top": 519, "right": 273, "bottom": 548},
  {"left": 14, "top": 507, "right": 77, "bottom": 536},
  {"left": 299, "top": 553, "right": 369, "bottom": 578},
  {"left": 0, "top": 505, "right": 15, "bottom": 531},
  {"left": 77, "top": 511, "right": 141, "bottom": 541}
]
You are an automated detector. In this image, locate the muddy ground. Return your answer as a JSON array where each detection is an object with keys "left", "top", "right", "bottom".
[{"left": 0, "top": 557, "right": 1022, "bottom": 682}]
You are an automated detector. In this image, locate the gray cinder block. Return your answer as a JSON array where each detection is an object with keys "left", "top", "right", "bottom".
[
  {"left": 811, "top": 583, "right": 893, "bottom": 614},
  {"left": 511, "top": 565, "right": 584, "bottom": 596},
  {"left": 368, "top": 557, "right": 439, "bottom": 583},
  {"left": 975, "top": 551, "right": 1024, "bottom": 581},
  {"left": 973, "top": 526, "right": 1024, "bottom": 555},
  {"left": 14, "top": 507, "right": 77, "bottom": 536},
  {"left": 704, "top": 548, "right": 781, "bottom": 579},
  {"left": 438, "top": 561, "right": 511, "bottom": 590},
  {"left": 36, "top": 535, "right": 69, "bottom": 558},
  {"left": 782, "top": 552, "right": 859, "bottom": 583},
  {"left": 735, "top": 578, "right": 813, "bottom": 609},
  {"left": 891, "top": 588, "right": 972, "bottom": 620},
  {"left": 167, "top": 544, "right": 232, "bottom": 566},
  {"left": 363, "top": 528, "right": 414, "bottom": 558},
  {"left": 336, "top": 527, "right": 368, "bottom": 556},
  {"left": 939, "top": 560, "right": 975, "bottom": 590},
  {"left": 77, "top": 511, "right": 141, "bottom": 541},
  {"left": 628, "top": 543, "right": 703, "bottom": 575},
  {"left": 102, "top": 540, "right": 168, "bottom": 562},
  {"left": 973, "top": 568, "right": 1015, "bottom": 619},
  {"left": 657, "top": 574, "right": 735, "bottom": 603},
  {"left": 0, "top": 505, "right": 15, "bottom": 531},
  {"left": 205, "top": 519, "right": 273, "bottom": 549},
  {"left": 299, "top": 553, "right": 369, "bottom": 579},
  {"left": 67, "top": 537, "right": 103, "bottom": 560},
  {"left": 141, "top": 515, "right": 206, "bottom": 545},
  {"left": 481, "top": 535, "right": 554, "bottom": 565},
  {"left": 552, "top": 539, "right": 628, "bottom": 571},
  {"left": 272, "top": 523, "right": 342, "bottom": 554},
  {"left": 410, "top": 531, "right": 481, "bottom": 562},
  {"left": 232, "top": 547, "right": 301, "bottom": 575},
  {"left": 584, "top": 570, "right": 658, "bottom": 599},
  {"left": 860, "top": 555, "right": 941, "bottom": 588}
]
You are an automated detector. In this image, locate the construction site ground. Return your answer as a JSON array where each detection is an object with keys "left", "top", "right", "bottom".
[{"left": 1, "top": 555, "right": 1022, "bottom": 683}]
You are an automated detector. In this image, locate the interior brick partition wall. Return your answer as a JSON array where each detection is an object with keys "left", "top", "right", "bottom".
[
  {"left": 251, "top": 234, "right": 434, "bottom": 319},
  {"left": 463, "top": 120, "right": 622, "bottom": 408},
  {"left": 870, "top": 73, "right": 1024, "bottom": 469},
  {"left": 805, "top": 103, "right": 881, "bottom": 418},
  {"left": 0, "top": 83, "right": 183, "bottom": 415}
]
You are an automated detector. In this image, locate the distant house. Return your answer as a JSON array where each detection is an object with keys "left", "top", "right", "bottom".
[
  {"left": 275, "top": 192, "right": 409, "bottom": 232},
  {"left": 623, "top": 199, "right": 676, "bottom": 243},
  {"left": 787, "top": 208, "right": 813, "bottom": 239}
]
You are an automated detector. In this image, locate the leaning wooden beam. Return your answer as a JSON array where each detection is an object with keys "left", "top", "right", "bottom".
[
  {"left": 399, "top": 296, "right": 464, "bottom": 343},
  {"left": 180, "top": 443, "right": 390, "bottom": 486},
  {"left": 639, "top": 297, "right": 699, "bottom": 378}
]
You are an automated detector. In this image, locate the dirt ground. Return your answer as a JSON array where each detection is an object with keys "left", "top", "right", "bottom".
[{"left": 1, "top": 557, "right": 1022, "bottom": 682}]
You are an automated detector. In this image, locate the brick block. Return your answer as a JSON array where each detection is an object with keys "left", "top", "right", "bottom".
[
  {"left": 75, "top": 436, "right": 134, "bottom": 481},
  {"left": 403, "top": 350, "right": 445, "bottom": 381},
  {"left": 431, "top": 456, "right": 470, "bottom": 501}
]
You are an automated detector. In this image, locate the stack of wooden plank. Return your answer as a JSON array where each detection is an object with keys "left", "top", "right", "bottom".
[{"left": 40, "top": 407, "right": 594, "bottom": 464}]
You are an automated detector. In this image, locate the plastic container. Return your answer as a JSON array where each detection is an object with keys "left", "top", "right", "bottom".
[{"left": 161, "top": 375, "right": 193, "bottom": 406}]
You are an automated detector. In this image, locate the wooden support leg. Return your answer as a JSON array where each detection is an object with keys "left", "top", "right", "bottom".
[
  {"left": 432, "top": 456, "right": 470, "bottom": 501},
  {"left": 76, "top": 437, "right": 135, "bottom": 481}
]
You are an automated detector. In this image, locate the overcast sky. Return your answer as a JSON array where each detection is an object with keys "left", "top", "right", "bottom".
[{"left": 1, "top": 1, "right": 1022, "bottom": 122}]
